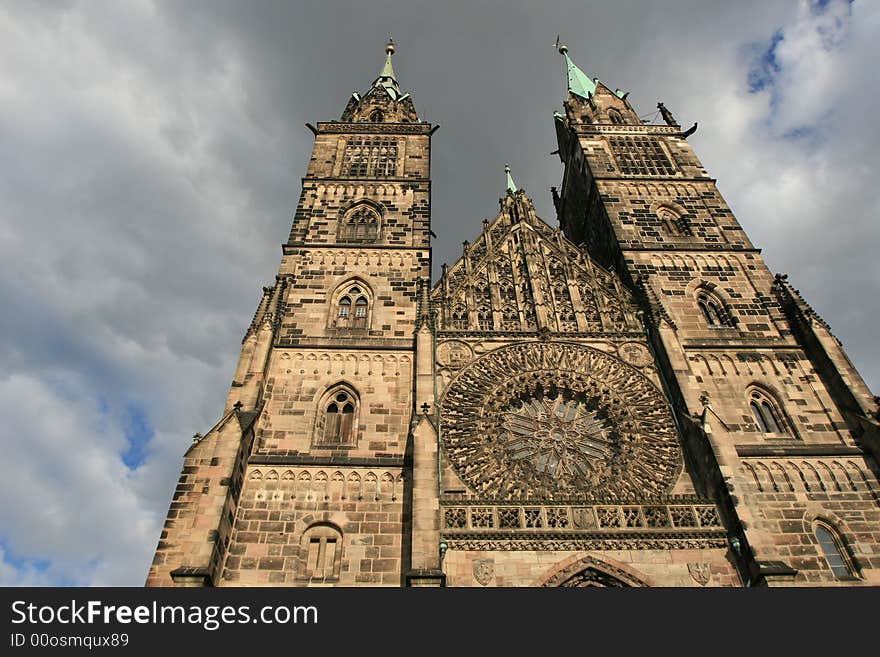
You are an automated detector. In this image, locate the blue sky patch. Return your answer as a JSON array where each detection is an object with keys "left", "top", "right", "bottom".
[
  {"left": 0, "top": 541, "right": 50, "bottom": 573},
  {"left": 122, "top": 403, "right": 154, "bottom": 469},
  {"left": 747, "top": 29, "right": 784, "bottom": 94}
]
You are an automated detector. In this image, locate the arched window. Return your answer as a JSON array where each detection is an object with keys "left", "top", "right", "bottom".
[
  {"left": 300, "top": 523, "right": 343, "bottom": 580},
  {"left": 608, "top": 109, "right": 625, "bottom": 125},
  {"left": 657, "top": 206, "right": 689, "bottom": 236},
  {"left": 814, "top": 521, "right": 858, "bottom": 580},
  {"left": 748, "top": 388, "right": 790, "bottom": 436},
  {"left": 369, "top": 109, "right": 384, "bottom": 123},
  {"left": 317, "top": 387, "right": 358, "bottom": 447},
  {"left": 332, "top": 283, "right": 371, "bottom": 330},
  {"left": 354, "top": 296, "right": 368, "bottom": 328},
  {"left": 339, "top": 204, "right": 380, "bottom": 243},
  {"left": 696, "top": 291, "right": 733, "bottom": 328},
  {"left": 338, "top": 296, "right": 351, "bottom": 319}
]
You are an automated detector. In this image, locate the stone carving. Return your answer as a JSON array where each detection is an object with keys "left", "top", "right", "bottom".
[
  {"left": 298, "top": 249, "right": 414, "bottom": 269},
  {"left": 618, "top": 342, "right": 653, "bottom": 368},
  {"left": 688, "top": 562, "right": 712, "bottom": 586},
  {"left": 321, "top": 122, "right": 431, "bottom": 134},
  {"left": 557, "top": 570, "right": 629, "bottom": 587},
  {"left": 440, "top": 342, "right": 681, "bottom": 498},
  {"left": 472, "top": 559, "right": 495, "bottom": 586},
  {"left": 445, "top": 538, "right": 728, "bottom": 552},
  {"left": 571, "top": 507, "right": 597, "bottom": 529},
  {"left": 431, "top": 214, "right": 641, "bottom": 334},
  {"left": 276, "top": 351, "right": 411, "bottom": 377},
  {"left": 441, "top": 502, "right": 722, "bottom": 531},
  {"left": 577, "top": 124, "right": 679, "bottom": 136},
  {"left": 541, "top": 556, "right": 650, "bottom": 587},
  {"left": 245, "top": 467, "right": 404, "bottom": 503},
  {"left": 502, "top": 396, "right": 613, "bottom": 481},
  {"left": 436, "top": 340, "right": 474, "bottom": 370},
  {"left": 741, "top": 458, "right": 874, "bottom": 495}
]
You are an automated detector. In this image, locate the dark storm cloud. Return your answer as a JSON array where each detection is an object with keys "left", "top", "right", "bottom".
[{"left": 0, "top": 0, "right": 875, "bottom": 584}]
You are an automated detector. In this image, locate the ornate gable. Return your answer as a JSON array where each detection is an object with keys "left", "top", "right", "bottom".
[
  {"left": 431, "top": 189, "right": 643, "bottom": 335},
  {"left": 340, "top": 86, "right": 420, "bottom": 124},
  {"left": 339, "top": 40, "right": 420, "bottom": 124}
]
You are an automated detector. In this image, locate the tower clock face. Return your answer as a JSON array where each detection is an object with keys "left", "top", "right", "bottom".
[{"left": 439, "top": 342, "right": 681, "bottom": 499}]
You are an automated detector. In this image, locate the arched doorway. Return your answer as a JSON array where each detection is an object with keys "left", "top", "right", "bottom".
[{"left": 539, "top": 556, "right": 650, "bottom": 587}]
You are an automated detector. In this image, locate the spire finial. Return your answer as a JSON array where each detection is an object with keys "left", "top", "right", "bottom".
[
  {"left": 505, "top": 164, "right": 518, "bottom": 194},
  {"left": 373, "top": 38, "right": 400, "bottom": 99}
]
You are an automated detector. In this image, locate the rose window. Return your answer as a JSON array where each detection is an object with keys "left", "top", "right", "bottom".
[
  {"left": 440, "top": 342, "right": 681, "bottom": 499},
  {"left": 502, "top": 396, "right": 613, "bottom": 485}
]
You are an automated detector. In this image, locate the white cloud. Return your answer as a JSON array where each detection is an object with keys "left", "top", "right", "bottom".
[
  {"left": 0, "top": 2, "right": 293, "bottom": 585},
  {"left": 0, "top": 373, "right": 158, "bottom": 585}
]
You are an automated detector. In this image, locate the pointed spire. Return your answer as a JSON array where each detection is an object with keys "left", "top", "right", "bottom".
[
  {"left": 373, "top": 38, "right": 400, "bottom": 99},
  {"left": 505, "top": 164, "right": 518, "bottom": 194},
  {"left": 557, "top": 40, "right": 597, "bottom": 99}
]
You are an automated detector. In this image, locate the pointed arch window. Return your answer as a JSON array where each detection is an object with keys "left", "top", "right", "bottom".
[
  {"left": 317, "top": 387, "right": 358, "bottom": 447},
  {"left": 814, "top": 521, "right": 858, "bottom": 580},
  {"left": 748, "top": 388, "right": 790, "bottom": 436},
  {"left": 608, "top": 109, "right": 625, "bottom": 125},
  {"left": 339, "top": 204, "right": 380, "bottom": 243},
  {"left": 696, "top": 290, "right": 733, "bottom": 328},
  {"left": 657, "top": 206, "right": 690, "bottom": 236},
  {"left": 333, "top": 284, "right": 371, "bottom": 330},
  {"left": 354, "top": 296, "right": 368, "bottom": 327},
  {"left": 338, "top": 296, "right": 351, "bottom": 319}
]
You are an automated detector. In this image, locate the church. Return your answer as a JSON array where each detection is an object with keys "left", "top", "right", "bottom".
[{"left": 146, "top": 39, "right": 880, "bottom": 587}]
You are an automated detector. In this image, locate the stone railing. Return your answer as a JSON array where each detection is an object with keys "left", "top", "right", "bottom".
[{"left": 441, "top": 501, "right": 722, "bottom": 533}]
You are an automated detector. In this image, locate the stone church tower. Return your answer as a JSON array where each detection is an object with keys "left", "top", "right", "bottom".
[{"left": 146, "top": 40, "right": 880, "bottom": 587}]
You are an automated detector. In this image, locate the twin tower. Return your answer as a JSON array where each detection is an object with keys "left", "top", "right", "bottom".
[{"left": 147, "top": 40, "right": 880, "bottom": 587}]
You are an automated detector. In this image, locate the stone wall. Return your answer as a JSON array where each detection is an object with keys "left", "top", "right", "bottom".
[
  {"left": 254, "top": 348, "right": 413, "bottom": 457},
  {"left": 220, "top": 465, "right": 406, "bottom": 586},
  {"left": 443, "top": 548, "right": 739, "bottom": 587}
]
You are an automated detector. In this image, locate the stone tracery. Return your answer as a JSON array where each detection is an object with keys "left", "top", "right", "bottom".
[{"left": 440, "top": 342, "right": 681, "bottom": 499}]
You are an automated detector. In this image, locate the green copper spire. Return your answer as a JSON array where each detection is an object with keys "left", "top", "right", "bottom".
[
  {"left": 505, "top": 164, "right": 518, "bottom": 194},
  {"left": 373, "top": 38, "right": 400, "bottom": 99},
  {"left": 557, "top": 41, "right": 596, "bottom": 99}
]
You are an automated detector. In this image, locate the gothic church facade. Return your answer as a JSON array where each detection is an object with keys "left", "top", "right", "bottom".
[{"left": 147, "top": 40, "right": 880, "bottom": 588}]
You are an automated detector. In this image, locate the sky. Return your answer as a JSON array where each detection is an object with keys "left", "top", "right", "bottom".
[{"left": 0, "top": 0, "right": 876, "bottom": 586}]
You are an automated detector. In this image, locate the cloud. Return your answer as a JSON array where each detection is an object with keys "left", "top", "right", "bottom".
[
  {"left": 0, "top": 0, "right": 875, "bottom": 586},
  {"left": 0, "top": 1, "right": 291, "bottom": 585},
  {"left": 0, "top": 373, "right": 157, "bottom": 585},
  {"left": 692, "top": 0, "right": 880, "bottom": 390},
  {"left": 746, "top": 0, "right": 852, "bottom": 134}
]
